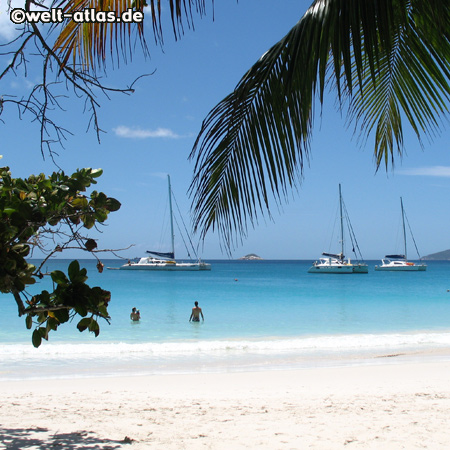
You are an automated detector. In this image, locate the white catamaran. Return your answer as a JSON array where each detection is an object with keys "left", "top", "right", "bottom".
[
  {"left": 308, "top": 184, "right": 368, "bottom": 274},
  {"left": 375, "top": 197, "right": 426, "bottom": 272},
  {"left": 116, "top": 175, "right": 211, "bottom": 271}
]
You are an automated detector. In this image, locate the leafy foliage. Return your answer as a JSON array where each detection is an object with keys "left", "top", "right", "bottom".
[{"left": 0, "top": 166, "right": 121, "bottom": 347}]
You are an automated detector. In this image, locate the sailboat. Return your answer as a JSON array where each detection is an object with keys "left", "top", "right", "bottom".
[
  {"left": 308, "top": 184, "right": 368, "bottom": 274},
  {"left": 374, "top": 198, "right": 426, "bottom": 272},
  {"left": 117, "top": 175, "right": 211, "bottom": 271}
]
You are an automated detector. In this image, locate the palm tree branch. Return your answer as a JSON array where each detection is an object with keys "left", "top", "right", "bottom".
[
  {"left": 347, "top": 1, "right": 450, "bottom": 168},
  {"left": 51, "top": 0, "right": 210, "bottom": 70},
  {"left": 190, "top": 0, "right": 450, "bottom": 247},
  {"left": 189, "top": 34, "right": 315, "bottom": 244}
]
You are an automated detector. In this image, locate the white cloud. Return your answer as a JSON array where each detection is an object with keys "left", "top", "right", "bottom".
[
  {"left": 1, "top": 0, "right": 53, "bottom": 42},
  {"left": 113, "top": 126, "right": 182, "bottom": 139},
  {"left": 0, "top": 1, "right": 22, "bottom": 41},
  {"left": 150, "top": 172, "right": 169, "bottom": 180},
  {"left": 398, "top": 166, "right": 450, "bottom": 177}
]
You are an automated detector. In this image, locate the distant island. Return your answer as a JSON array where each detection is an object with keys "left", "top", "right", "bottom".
[
  {"left": 239, "top": 253, "right": 263, "bottom": 260},
  {"left": 422, "top": 249, "right": 450, "bottom": 260}
]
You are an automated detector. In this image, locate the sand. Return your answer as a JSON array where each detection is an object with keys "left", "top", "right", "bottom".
[{"left": 1, "top": 359, "right": 450, "bottom": 449}]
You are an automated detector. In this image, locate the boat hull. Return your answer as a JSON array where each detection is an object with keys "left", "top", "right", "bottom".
[
  {"left": 308, "top": 257, "right": 368, "bottom": 274},
  {"left": 374, "top": 264, "right": 426, "bottom": 272},
  {"left": 351, "top": 264, "right": 369, "bottom": 274},
  {"left": 308, "top": 264, "right": 354, "bottom": 274},
  {"left": 118, "top": 262, "right": 211, "bottom": 271}
]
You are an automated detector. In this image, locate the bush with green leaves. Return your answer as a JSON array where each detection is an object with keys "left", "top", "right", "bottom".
[{"left": 0, "top": 166, "right": 121, "bottom": 347}]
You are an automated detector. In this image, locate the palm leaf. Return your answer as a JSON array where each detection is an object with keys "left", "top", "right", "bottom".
[
  {"left": 51, "top": 0, "right": 208, "bottom": 70},
  {"left": 189, "top": 0, "right": 450, "bottom": 247},
  {"left": 347, "top": 0, "right": 450, "bottom": 168}
]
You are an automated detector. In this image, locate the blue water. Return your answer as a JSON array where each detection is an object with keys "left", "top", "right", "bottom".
[{"left": 1, "top": 259, "right": 450, "bottom": 379}]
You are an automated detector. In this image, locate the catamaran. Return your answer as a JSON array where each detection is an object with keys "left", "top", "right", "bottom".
[
  {"left": 375, "top": 198, "right": 426, "bottom": 272},
  {"left": 115, "top": 175, "right": 211, "bottom": 271},
  {"left": 308, "top": 184, "right": 368, "bottom": 274}
]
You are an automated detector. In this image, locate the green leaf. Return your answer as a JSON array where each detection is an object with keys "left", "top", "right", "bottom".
[
  {"left": 71, "top": 197, "right": 88, "bottom": 209},
  {"left": 21, "top": 276, "right": 36, "bottom": 286},
  {"left": 26, "top": 315, "right": 32, "bottom": 330},
  {"left": 105, "top": 197, "right": 121, "bottom": 212},
  {"left": 88, "top": 319, "right": 100, "bottom": 337},
  {"left": 37, "top": 313, "right": 47, "bottom": 324},
  {"left": 91, "top": 191, "right": 107, "bottom": 207},
  {"left": 98, "top": 305, "right": 109, "bottom": 318},
  {"left": 94, "top": 209, "right": 108, "bottom": 223},
  {"left": 36, "top": 290, "right": 51, "bottom": 306},
  {"left": 82, "top": 214, "right": 95, "bottom": 229},
  {"left": 69, "top": 215, "right": 81, "bottom": 225},
  {"left": 32, "top": 329, "right": 42, "bottom": 348},
  {"left": 77, "top": 317, "right": 91, "bottom": 332},
  {"left": 12, "top": 244, "right": 30, "bottom": 256},
  {"left": 48, "top": 217, "right": 61, "bottom": 226},
  {"left": 39, "top": 327, "right": 49, "bottom": 341},
  {"left": 47, "top": 317, "right": 59, "bottom": 331},
  {"left": 90, "top": 169, "right": 103, "bottom": 178},
  {"left": 51, "top": 270, "right": 69, "bottom": 286},
  {"left": 68, "top": 260, "right": 80, "bottom": 282},
  {"left": 53, "top": 308, "right": 70, "bottom": 324},
  {"left": 74, "top": 303, "right": 88, "bottom": 317}
]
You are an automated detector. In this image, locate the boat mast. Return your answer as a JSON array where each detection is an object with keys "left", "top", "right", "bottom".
[
  {"left": 339, "top": 184, "right": 344, "bottom": 258},
  {"left": 400, "top": 197, "right": 407, "bottom": 260},
  {"left": 167, "top": 174, "right": 175, "bottom": 259}
]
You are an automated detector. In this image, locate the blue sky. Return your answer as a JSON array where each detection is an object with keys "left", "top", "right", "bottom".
[{"left": 1, "top": 0, "right": 449, "bottom": 261}]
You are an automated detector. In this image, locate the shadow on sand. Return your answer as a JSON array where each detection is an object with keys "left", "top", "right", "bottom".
[{"left": 0, "top": 427, "right": 130, "bottom": 449}]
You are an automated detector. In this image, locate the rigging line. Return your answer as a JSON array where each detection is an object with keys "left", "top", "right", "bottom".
[
  {"left": 404, "top": 212, "right": 422, "bottom": 259},
  {"left": 344, "top": 212, "right": 356, "bottom": 254},
  {"left": 173, "top": 214, "right": 192, "bottom": 259},
  {"left": 171, "top": 190, "right": 199, "bottom": 259},
  {"left": 327, "top": 200, "right": 340, "bottom": 253},
  {"left": 343, "top": 211, "right": 357, "bottom": 257},
  {"left": 394, "top": 211, "right": 402, "bottom": 254},
  {"left": 342, "top": 200, "right": 364, "bottom": 261},
  {"left": 158, "top": 198, "right": 170, "bottom": 250}
]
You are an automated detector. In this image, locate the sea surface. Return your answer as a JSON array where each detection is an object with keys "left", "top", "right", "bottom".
[{"left": 1, "top": 259, "right": 450, "bottom": 380}]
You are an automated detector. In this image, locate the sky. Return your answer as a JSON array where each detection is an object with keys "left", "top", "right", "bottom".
[{"left": 1, "top": 0, "right": 450, "bottom": 261}]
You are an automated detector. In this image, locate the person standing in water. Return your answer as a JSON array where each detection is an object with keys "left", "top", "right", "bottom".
[
  {"left": 130, "top": 307, "right": 140, "bottom": 321},
  {"left": 189, "top": 301, "right": 204, "bottom": 322}
]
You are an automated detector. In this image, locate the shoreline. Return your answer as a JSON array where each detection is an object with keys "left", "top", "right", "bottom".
[
  {"left": 2, "top": 358, "right": 450, "bottom": 448},
  {"left": 2, "top": 341, "right": 450, "bottom": 382}
]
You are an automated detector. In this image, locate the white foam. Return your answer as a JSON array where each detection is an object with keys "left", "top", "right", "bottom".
[{"left": 2, "top": 330, "right": 450, "bottom": 360}]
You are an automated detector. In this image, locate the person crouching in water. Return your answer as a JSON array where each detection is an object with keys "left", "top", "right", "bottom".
[{"left": 189, "top": 301, "right": 204, "bottom": 322}]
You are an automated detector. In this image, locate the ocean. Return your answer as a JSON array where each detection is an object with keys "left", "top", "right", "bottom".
[{"left": 1, "top": 259, "right": 450, "bottom": 380}]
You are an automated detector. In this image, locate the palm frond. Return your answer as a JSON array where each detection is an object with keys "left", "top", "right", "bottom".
[
  {"left": 51, "top": 0, "right": 209, "bottom": 70},
  {"left": 347, "top": 0, "right": 450, "bottom": 168},
  {"left": 190, "top": 0, "right": 450, "bottom": 247}
]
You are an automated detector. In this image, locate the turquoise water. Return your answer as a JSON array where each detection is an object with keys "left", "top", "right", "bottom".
[{"left": 1, "top": 259, "right": 450, "bottom": 379}]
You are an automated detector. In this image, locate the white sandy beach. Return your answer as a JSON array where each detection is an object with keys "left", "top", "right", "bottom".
[{"left": 1, "top": 358, "right": 450, "bottom": 449}]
